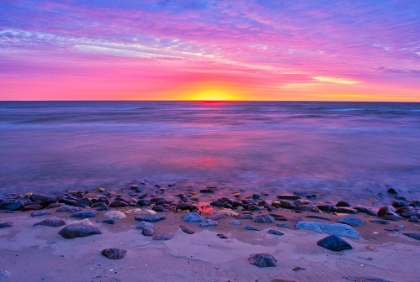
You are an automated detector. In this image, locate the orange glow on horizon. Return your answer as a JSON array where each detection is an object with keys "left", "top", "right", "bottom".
[{"left": 175, "top": 81, "right": 249, "bottom": 101}]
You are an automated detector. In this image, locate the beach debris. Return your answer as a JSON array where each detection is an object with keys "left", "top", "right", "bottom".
[
  {"left": 402, "top": 233, "right": 420, "bottom": 241},
  {"left": 56, "top": 205, "right": 82, "bottom": 213},
  {"left": 254, "top": 214, "right": 275, "bottom": 223},
  {"left": 70, "top": 210, "right": 97, "bottom": 218},
  {"left": 142, "top": 227, "right": 155, "bottom": 236},
  {"left": 30, "top": 210, "right": 51, "bottom": 217},
  {"left": 295, "top": 221, "right": 360, "bottom": 239},
  {"left": 200, "top": 219, "right": 218, "bottom": 227},
  {"left": 135, "top": 215, "right": 166, "bottom": 222},
  {"left": 101, "top": 248, "right": 127, "bottom": 260},
  {"left": 248, "top": 253, "right": 277, "bottom": 267},
  {"left": 180, "top": 225, "right": 195, "bottom": 234},
  {"left": 103, "top": 211, "right": 126, "bottom": 219},
  {"left": 136, "top": 222, "right": 154, "bottom": 229},
  {"left": 33, "top": 219, "right": 66, "bottom": 227},
  {"left": 337, "top": 215, "right": 363, "bottom": 227},
  {"left": 244, "top": 225, "right": 260, "bottom": 231},
  {"left": 183, "top": 212, "right": 203, "bottom": 223},
  {"left": 58, "top": 221, "right": 102, "bottom": 239},
  {"left": 267, "top": 229, "right": 284, "bottom": 236},
  {"left": 317, "top": 235, "right": 352, "bottom": 251},
  {"left": 152, "top": 233, "right": 175, "bottom": 240}
]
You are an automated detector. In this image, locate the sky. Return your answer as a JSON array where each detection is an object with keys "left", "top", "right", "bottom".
[{"left": 0, "top": 0, "right": 420, "bottom": 101}]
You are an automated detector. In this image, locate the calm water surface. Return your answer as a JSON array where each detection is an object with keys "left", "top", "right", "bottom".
[{"left": 1, "top": 101, "right": 419, "bottom": 205}]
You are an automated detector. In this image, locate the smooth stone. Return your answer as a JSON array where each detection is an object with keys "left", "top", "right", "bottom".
[
  {"left": 377, "top": 205, "right": 395, "bottom": 217},
  {"left": 0, "top": 200, "right": 23, "bottom": 211},
  {"left": 199, "top": 219, "right": 218, "bottom": 227},
  {"left": 183, "top": 212, "right": 203, "bottom": 223},
  {"left": 267, "top": 229, "right": 284, "bottom": 236},
  {"left": 101, "top": 248, "right": 127, "bottom": 259},
  {"left": 317, "top": 235, "right": 352, "bottom": 251},
  {"left": 103, "top": 211, "right": 126, "bottom": 219},
  {"left": 142, "top": 227, "right": 156, "bottom": 236},
  {"left": 76, "top": 198, "right": 91, "bottom": 208},
  {"left": 139, "top": 209, "right": 157, "bottom": 215},
  {"left": 230, "top": 221, "right": 242, "bottom": 226},
  {"left": 276, "top": 223, "right": 291, "bottom": 229},
  {"left": 30, "top": 194, "right": 57, "bottom": 206},
  {"left": 248, "top": 253, "right": 277, "bottom": 267},
  {"left": 337, "top": 215, "right": 363, "bottom": 227},
  {"left": 176, "top": 203, "right": 196, "bottom": 212},
  {"left": 56, "top": 205, "right": 82, "bottom": 213},
  {"left": 152, "top": 233, "right": 175, "bottom": 240},
  {"left": 354, "top": 207, "right": 377, "bottom": 216},
  {"left": 409, "top": 216, "right": 420, "bottom": 223},
  {"left": 307, "top": 215, "right": 331, "bottom": 221},
  {"left": 70, "top": 210, "right": 97, "bottom": 218},
  {"left": 134, "top": 215, "right": 166, "bottom": 222},
  {"left": 343, "top": 276, "right": 393, "bottom": 282},
  {"left": 58, "top": 222, "right": 102, "bottom": 239},
  {"left": 295, "top": 221, "right": 360, "bottom": 239},
  {"left": 109, "top": 200, "right": 128, "bottom": 207},
  {"left": 317, "top": 204, "right": 336, "bottom": 212},
  {"left": 244, "top": 225, "right": 260, "bottom": 231},
  {"left": 136, "top": 222, "right": 154, "bottom": 229},
  {"left": 207, "top": 212, "right": 225, "bottom": 221},
  {"left": 180, "top": 225, "right": 195, "bottom": 234},
  {"left": 371, "top": 219, "right": 390, "bottom": 225},
  {"left": 387, "top": 188, "right": 398, "bottom": 194},
  {"left": 336, "top": 201, "right": 350, "bottom": 207},
  {"left": 294, "top": 205, "right": 319, "bottom": 213},
  {"left": 334, "top": 207, "right": 358, "bottom": 214},
  {"left": 382, "top": 214, "right": 403, "bottom": 221},
  {"left": 280, "top": 200, "right": 295, "bottom": 209},
  {"left": 102, "top": 220, "right": 115, "bottom": 225},
  {"left": 400, "top": 212, "right": 420, "bottom": 218},
  {"left": 403, "top": 233, "right": 420, "bottom": 241},
  {"left": 268, "top": 214, "right": 288, "bottom": 221},
  {"left": 237, "top": 213, "right": 253, "bottom": 220},
  {"left": 33, "top": 219, "right": 66, "bottom": 227},
  {"left": 138, "top": 199, "right": 151, "bottom": 206},
  {"left": 0, "top": 269, "right": 11, "bottom": 281},
  {"left": 254, "top": 215, "right": 275, "bottom": 223},
  {"left": 30, "top": 211, "right": 51, "bottom": 217},
  {"left": 21, "top": 204, "right": 43, "bottom": 211},
  {"left": 0, "top": 222, "right": 13, "bottom": 228}
]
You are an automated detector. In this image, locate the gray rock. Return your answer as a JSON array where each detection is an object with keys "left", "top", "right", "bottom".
[
  {"left": 136, "top": 222, "right": 154, "bottom": 229},
  {"left": 33, "top": 219, "right": 66, "bottom": 227},
  {"left": 152, "top": 233, "right": 175, "bottom": 240},
  {"left": 248, "top": 253, "right": 277, "bottom": 267},
  {"left": 58, "top": 222, "right": 102, "bottom": 239},
  {"left": 295, "top": 221, "right": 360, "bottom": 239},
  {"left": 237, "top": 213, "right": 253, "bottom": 220},
  {"left": 0, "top": 222, "right": 13, "bottom": 228},
  {"left": 317, "top": 235, "right": 352, "bottom": 251},
  {"left": 370, "top": 219, "right": 389, "bottom": 225},
  {"left": 409, "top": 216, "right": 420, "bottom": 223},
  {"left": 199, "top": 219, "right": 218, "bottom": 227},
  {"left": 343, "top": 276, "right": 393, "bottom": 282},
  {"left": 244, "top": 225, "right": 260, "bottom": 231},
  {"left": 134, "top": 215, "right": 166, "bottom": 222},
  {"left": 267, "top": 229, "right": 284, "bottom": 236},
  {"left": 230, "top": 221, "right": 242, "bottom": 226},
  {"left": 183, "top": 212, "right": 203, "bottom": 223},
  {"left": 337, "top": 215, "right": 363, "bottom": 227},
  {"left": 0, "top": 200, "right": 23, "bottom": 211},
  {"left": 276, "top": 223, "right": 291, "bottom": 229},
  {"left": 70, "top": 210, "right": 97, "bottom": 218},
  {"left": 254, "top": 215, "right": 275, "bottom": 223},
  {"left": 101, "top": 248, "right": 127, "bottom": 259},
  {"left": 142, "top": 227, "right": 155, "bottom": 236},
  {"left": 56, "top": 205, "right": 82, "bottom": 213},
  {"left": 180, "top": 225, "right": 195, "bottom": 234},
  {"left": 30, "top": 211, "right": 51, "bottom": 217}
]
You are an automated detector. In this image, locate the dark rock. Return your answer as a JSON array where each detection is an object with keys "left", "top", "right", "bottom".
[
  {"left": 70, "top": 210, "right": 97, "bottom": 218},
  {"left": 183, "top": 212, "right": 202, "bottom": 222},
  {"left": 230, "top": 221, "right": 242, "bottom": 226},
  {"left": 307, "top": 215, "right": 331, "bottom": 221},
  {"left": 109, "top": 200, "right": 128, "bottom": 207},
  {"left": 317, "top": 204, "right": 336, "bottom": 212},
  {"left": 343, "top": 276, "right": 393, "bottom": 282},
  {"left": 101, "top": 248, "right": 127, "bottom": 259},
  {"left": 237, "top": 213, "right": 253, "bottom": 220},
  {"left": 207, "top": 212, "right": 224, "bottom": 221},
  {"left": 395, "top": 206, "right": 412, "bottom": 214},
  {"left": 402, "top": 233, "right": 420, "bottom": 241},
  {"left": 58, "top": 223, "right": 102, "bottom": 239},
  {"left": 152, "top": 233, "right": 175, "bottom": 240},
  {"left": 337, "top": 215, "right": 363, "bottom": 227},
  {"left": 0, "top": 222, "right": 13, "bottom": 228},
  {"left": 30, "top": 194, "right": 57, "bottom": 206},
  {"left": 136, "top": 222, "right": 154, "bottom": 229},
  {"left": 0, "top": 200, "right": 23, "bottom": 211},
  {"left": 378, "top": 205, "right": 395, "bottom": 217},
  {"left": 336, "top": 201, "right": 350, "bottom": 207},
  {"left": 410, "top": 200, "right": 420, "bottom": 207},
  {"left": 138, "top": 199, "right": 151, "bottom": 206},
  {"left": 293, "top": 199, "right": 311, "bottom": 206},
  {"left": 254, "top": 215, "right": 275, "bottom": 223},
  {"left": 290, "top": 216, "right": 304, "bottom": 224},
  {"left": 142, "top": 227, "right": 156, "bottom": 236},
  {"left": 180, "top": 225, "right": 195, "bottom": 234},
  {"left": 267, "top": 229, "right": 284, "bottom": 236},
  {"left": 277, "top": 194, "right": 300, "bottom": 200},
  {"left": 268, "top": 214, "right": 288, "bottom": 221},
  {"left": 56, "top": 205, "right": 82, "bottom": 213},
  {"left": 33, "top": 219, "right": 66, "bottom": 227},
  {"left": 200, "top": 187, "right": 215, "bottom": 193},
  {"left": 387, "top": 188, "right": 398, "bottom": 194},
  {"left": 354, "top": 207, "right": 377, "bottom": 216},
  {"left": 382, "top": 214, "right": 403, "bottom": 221},
  {"left": 102, "top": 220, "right": 115, "bottom": 225},
  {"left": 150, "top": 197, "right": 167, "bottom": 205},
  {"left": 199, "top": 219, "right": 218, "bottom": 227},
  {"left": 248, "top": 253, "right": 277, "bottom": 267},
  {"left": 59, "top": 199, "right": 78, "bottom": 206},
  {"left": 391, "top": 201, "right": 409, "bottom": 208},
  {"left": 244, "top": 225, "right": 260, "bottom": 231},
  {"left": 91, "top": 202, "right": 108, "bottom": 209},
  {"left": 370, "top": 219, "right": 389, "bottom": 225},
  {"left": 280, "top": 200, "right": 295, "bottom": 209},
  {"left": 276, "top": 223, "right": 291, "bottom": 229},
  {"left": 217, "top": 233, "right": 228, "bottom": 239},
  {"left": 335, "top": 207, "right": 358, "bottom": 214},
  {"left": 400, "top": 212, "right": 420, "bottom": 218},
  {"left": 384, "top": 228, "right": 400, "bottom": 232},
  {"left": 152, "top": 205, "right": 168, "bottom": 212},
  {"left": 294, "top": 205, "right": 319, "bottom": 213},
  {"left": 135, "top": 215, "right": 166, "bottom": 222},
  {"left": 246, "top": 204, "right": 261, "bottom": 211},
  {"left": 30, "top": 211, "right": 51, "bottom": 217},
  {"left": 252, "top": 194, "right": 260, "bottom": 200},
  {"left": 76, "top": 198, "right": 92, "bottom": 208},
  {"left": 176, "top": 202, "right": 196, "bottom": 212},
  {"left": 22, "top": 204, "right": 43, "bottom": 211},
  {"left": 409, "top": 216, "right": 420, "bottom": 223},
  {"left": 46, "top": 202, "right": 63, "bottom": 209},
  {"left": 317, "top": 235, "right": 352, "bottom": 251},
  {"left": 241, "top": 198, "right": 256, "bottom": 205}
]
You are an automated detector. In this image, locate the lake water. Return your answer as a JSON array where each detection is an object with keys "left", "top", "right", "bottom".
[{"left": 1, "top": 101, "right": 419, "bottom": 205}]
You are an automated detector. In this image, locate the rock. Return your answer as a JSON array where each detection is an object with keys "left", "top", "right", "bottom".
[
  {"left": 152, "top": 233, "right": 175, "bottom": 240},
  {"left": 387, "top": 188, "right": 398, "bottom": 194},
  {"left": 268, "top": 214, "right": 288, "bottom": 221},
  {"left": 103, "top": 211, "right": 126, "bottom": 219},
  {"left": 384, "top": 228, "right": 400, "bottom": 232},
  {"left": 76, "top": 198, "right": 92, "bottom": 208},
  {"left": 138, "top": 199, "right": 151, "bottom": 206},
  {"left": 237, "top": 213, "right": 253, "bottom": 220},
  {"left": 30, "top": 194, "right": 57, "bottom": 206},
  {"left": 248, "top": 253, "right": 277, "bottom": 267},
  {"left": 354, "top": 207, "right": 377, "bottom": 216},
  {"left": 0, "top": 222, "right": 13, "bottom": 228},
  {"left": 139, "top": 209, "right": 157, "bottom": 215},
  {"left": 230, "top": 221, "right": 242, "bottom": 226},
  {"left": 343, "top": 276, "right": 393, "bottom": 282},
  {"left": 402, "top": 233, "right": 420, "bottom": 241},
  {"left": 307, "top": 215, "right": 331, "bottom": 221},
  {"left": 142, "top": 227, "right": 156, "bottom": 236},
  {"left": 336, "top": 201, "right": 350, "bottom": 207},
  {"left": 183, "top": 212, "right": 203, "bottom": 223},
  {"left": 294, "top": 205, "right": 319, "bottom": 213},
  {"left": 200, "top": 219, "right": 218, "bottom": 227},
  {"left": 0, "top": 269, "right": 11, "bottom": 281},
  {"left": 267, "top": 229, "right": 284, "bottom": 236},
  {"left": 30, "top": 211, "right": 51, "bottom": 217},
  {"left": 277, "top": 194, "right": 300, "bottom": 200},
  {"left": 400, "top": 212, "right": 420, "bottom": 218},
  {"left": 370, "top": 219, "right": 389, "bottom": 225},
  {"left": 276, "top": 223, "right": 291, "bottom": 229},
  {"left": 254, "top": 215, "right": 275, "bottom": 223},
  {"left": 150, "top": 197, "right": 167, "bottom": 205},
  {"left": 58, "top": 222, "right": 102, "bottom": 239},
  {"left": 391, "top": 201, "right": 409, "bottom": 208},
  {"left": 101, "top": 248, "right": 127, "bottom": 259},
  {"left": 295, "top": 221, "right": 360, "bottom": 239},
  {"left": 290, "top": 216, "right": 303, "bottom": 224},
  {"left": 317, "top": 204, "right": 336, "bottom": 212},
  {"left": 382, "top": 214, "right": 403, "bottom": 221},
  {"left": 102, "top": 220, "right": 115, "bottom": 225},
  {"left": 0, "top": 200, "right": 23, "bottom": 211},
  {"left": 409, "top": 216, "right": 420, "bottom": 223},
  {"left": 200, "top": 187, "right": 215, "bottom": 193},
  {"left": 136, "top": 222, "right": 154, "bottom": 229},
  {"left": 378, "top": 205, "right": 395, "bottom": 217},
  {"left": 280, "top": 200, "right": 295, "bottom": 209},
  {"left": 135, "top": 215, "right": 166, "bottom": 222},
  {"left": 335, "top": 207, "right": 358, "bottom": 214},
  {"left": 21, "top": 204, "right": 43, "bottom": 211},
  {"left": 207, "top": 212, "right": 225, "bottom": 220},
  {"left": 217, "top": 233, "right": 228, "bottom": 239},
  {"left": 34, "top": 219, "right": 66, "bottom": 227},
  {"left": 337, "top": 215, "right": 363, "bottom": 227},
  {"left": 244, "top": 225, "right": 260, "bottom": 231},
  {"left": 180, "top": 225, "right": 195, "bottom": 234},
  {"left": 176, "top": 203, "right": 196, "bottom": 212},
  {"left": 56, "top": 205, "right": 82, "bottom": 213},
  {"left": 70, "top": 210, "right": 97, "bottom": 218},
  {"left": 317, "top": 235, "right": 352, "bottom": 251},
  {"left": 109, "top": 200, "right": 128, "bottom": 207},
  {"left": 271, "top": 279, "right": 297, "bottom": 282}
]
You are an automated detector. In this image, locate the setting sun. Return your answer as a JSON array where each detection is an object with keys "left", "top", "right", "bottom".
[{"left": 179, "top": 81, "right": 244, "bottom": 101}]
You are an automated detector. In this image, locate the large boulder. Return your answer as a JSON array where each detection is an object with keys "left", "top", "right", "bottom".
[
  {"left": 295, "top": 221, "right": 360, "bottom": 239},
  {"left": 58, "top": 221, "right": 102, "bottom": 239}
]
